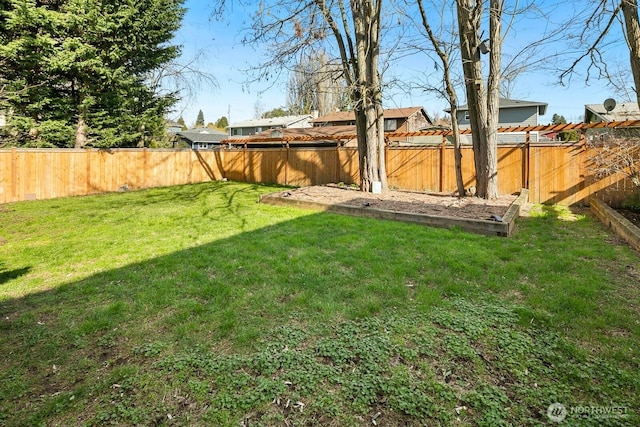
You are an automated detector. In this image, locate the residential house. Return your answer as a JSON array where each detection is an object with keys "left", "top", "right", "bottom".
[
  {"left": 311, "top": 106, "right": 434, "bottom": 145},
  {"left": 227, "top": 114, "right": 314, "bottom": 138},
  {"left": 227, "top": 125, "right": 357, "bottom": 148},
  {"left": 446, "top": 98, "right": 548, "bottom": 143},
  {"left": 584, "top": 102, "right": 640, "bottom": 123},
  {"left": 584, "top": 101, "right": 640, "bottom": 139},
  {"left": 312, "top": 106, "right": 433, "bottom": 132},
  {"left": 227, "top": 107, "right": 435, "bottom": 146},
  {"left": 165, "top": 120, "right": 184, "bottom": 134},
  {"left": 175, "top": 128, "right": 228, "bottom": 149}
]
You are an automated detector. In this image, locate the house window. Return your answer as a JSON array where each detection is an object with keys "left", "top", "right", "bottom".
[
  {"left": 256, "top": 127, "right": 262, "bottom": 132},
  {"left": 197, "top": 143, "right": 208, "bottom": 150},
  {"left": 384, "top": 119, "right": 397, "bottom": 131},
  {"left": 464, "top": 112, "right": 470, "bottom": 120}
]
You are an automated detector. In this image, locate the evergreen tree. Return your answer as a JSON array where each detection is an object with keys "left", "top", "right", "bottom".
[
  {"left": 214, "top": 116, "right": 229, "bottom": 129},
  {"left": 177, "top": 116, "right": 188, "bottom": 130},
  {"left": 551, "top": 113, "right": 577, "bottom": 141},
  {"left": 0, "top": 0, "right": 185, "bottom": 148},
  {"left": 195, "top": 110, "right": 205, "bottom": 127},
  {"left": 552, "top": 114, "right": 567, "bottom": 124}
]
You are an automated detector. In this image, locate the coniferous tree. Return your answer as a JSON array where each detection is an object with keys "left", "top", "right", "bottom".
[
  {"left": 177, "top": 116, "right": 188, "bottom": 130},
  {"left": 195, "top": 110, "right": 205, "bottom": 128},
  {"left": 0, "top": 0, "right": 185, "bottom": 148}
]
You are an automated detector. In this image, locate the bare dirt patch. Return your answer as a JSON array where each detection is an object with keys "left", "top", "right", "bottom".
[{"left": 279, "top": 185, "right": 518, "bottom": 221}]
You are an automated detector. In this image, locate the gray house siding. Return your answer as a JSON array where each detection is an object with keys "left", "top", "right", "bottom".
[
  {"left": 231, "top": 127, "right": 264, "bottom": 136},
  {"left": 498, "top": 107, "right": 538, "bottom": 127},
  {"left": 453, "top": 100, "right": 545, "bottom": 144},
  {"left": 456, "top": 106, "right": 539, "bottom": 129}
]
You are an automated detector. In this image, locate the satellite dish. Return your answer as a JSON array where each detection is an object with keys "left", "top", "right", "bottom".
[{"left": 603, "top": 98, "right": 617, "bottom": 112}]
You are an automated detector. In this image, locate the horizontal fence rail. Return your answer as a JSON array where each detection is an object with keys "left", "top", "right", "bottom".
[{"left": 0, "top": 139, "right": 637, "bottom": 206}]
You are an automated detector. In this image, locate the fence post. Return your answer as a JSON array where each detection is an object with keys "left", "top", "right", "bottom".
[
  {"left": 439, "top": 136, "right": 446, "bottom": 192},
  {"left": 336, "top": 142, "right": 341, "bottom": 183},
  {"left": 143, "top": 148, "right": 148, "bottom": 190},
  {"left": 579, "top": 129, "right": 587, "bottom": 202},
  {"left": 524, "top": 131, "right": 530, "bottom": 189},
  {"left": 285, "top": 141, "right": 289, "bottom": 186},
  {"left": 243, "top": 143, "right": 247, "bottom": 182},
  {"left": 85, "top": 148, "right": 91, "bottom": 195},
  {"left": 384, "top": 138, "right": 389, "bottom": 188},
  {"left": 10, "top": 147, "right": 17, "bottom": 202}
]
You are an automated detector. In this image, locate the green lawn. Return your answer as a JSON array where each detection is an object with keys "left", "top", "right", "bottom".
[{"left": 0, "top": 182, "right": 638, "bottom": 426}]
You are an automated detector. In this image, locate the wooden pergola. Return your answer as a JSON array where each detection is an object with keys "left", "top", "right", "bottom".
[{"left": 223, "top": 120, "right": 640, "bottom": 144}]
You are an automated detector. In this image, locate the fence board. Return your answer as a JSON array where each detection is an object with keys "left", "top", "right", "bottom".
[
  {"left": 338, "top": 148, "right": 359, "bottom": 185},
  {"left": 497, "top": 146, "right": 524, "bottom": 195},
  {"left": 0, "top": 145, "right": 637, "bottom": 206},
  {"left": 387, "top": 147, "right": 440, "bottom": 191}
]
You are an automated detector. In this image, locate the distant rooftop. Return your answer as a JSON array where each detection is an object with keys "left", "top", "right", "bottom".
[
  {"left": 312, "top": 107, "right": 430, "bottom": 124},
  {"left": 229, "top": 115, "right": 313, "bottom": 129},
  {"left": 176, "top": 128, "right": 228, "bottom": 143},
  {"left": 585, "top": 102, "right": 640, "bottom": 122}
]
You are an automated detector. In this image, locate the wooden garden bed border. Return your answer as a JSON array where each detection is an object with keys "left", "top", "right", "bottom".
[
  {"left": 590, "top": 198, "right": 640, "bottom": 252},
  {"left": 260, "top": 188, "right": 529, "bottom": 237}
]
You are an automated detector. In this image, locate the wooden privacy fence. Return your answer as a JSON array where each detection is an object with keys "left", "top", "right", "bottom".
[{"left": 0, "top": 142, "right": 637, "bottom": 206}]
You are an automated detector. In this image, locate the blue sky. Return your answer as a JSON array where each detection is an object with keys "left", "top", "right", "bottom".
[{"left": 171, "top": 0, "right": 631, "bottom": 127}]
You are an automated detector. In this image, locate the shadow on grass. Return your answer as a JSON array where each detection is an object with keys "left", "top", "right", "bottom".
[
  {"left": 0, "top": 266, "right": 31, "bottom": 285},
  {"left": 0, "top": 200, "right": 638, "bottom": 426}
]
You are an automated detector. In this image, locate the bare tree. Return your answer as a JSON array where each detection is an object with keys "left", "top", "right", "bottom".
[
  {"left": 455, "top": 0, "right": 503, "bottom": 199},
  {"left": 587, "top": 134, "right": 640, "bottom": 195},
  {"left": 231, "top": 0, "right": 387, "bottom": 192},
  {"left": 148, "top": 49, "right": 218, "bottom": 117},
  {"left": 560, "top": 0, "right": 640, "bottom": 106},
  {"left": 622, "top": 0, "right": 640, "bottom": 106},
  {"left": 286, "top": 51, "right": 350, "bottom": 115},
  {"left": 413, "top": 0, "right": 465, "bottom": 196}
]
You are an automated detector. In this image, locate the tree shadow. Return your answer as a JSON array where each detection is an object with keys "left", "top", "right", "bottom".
[
  {"left": 0, "top": 266, "right": 31, "bottom": 285},
  {"left": 0, "top": 200, "right": 636, "bottom": 425}
]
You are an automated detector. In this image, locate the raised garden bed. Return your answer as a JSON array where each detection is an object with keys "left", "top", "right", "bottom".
[
  {"left": 590, "top": 198, "right": 640, "bottom": 252},
  {"left": 260, "top": 186, "right": 529, "bottom": 237}
]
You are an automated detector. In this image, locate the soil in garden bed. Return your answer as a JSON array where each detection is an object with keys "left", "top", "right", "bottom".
[
  {"left": 617, "top": 209, "right": 640, "bottom": 226},
  {"left": 277, "top": 185, "right": 518, "bottom": 221}
]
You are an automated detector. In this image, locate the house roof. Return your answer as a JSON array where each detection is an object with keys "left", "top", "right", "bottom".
[
  {"left": 584, "top": 102, "right": 640, "bottom": 122},
  {"left": 228, "top": 115, "right": 312, "bottom": 129},
  {"left": 176, "top": 128, "right": 228, "bottom": 143},
  {"left": 447, "top": 98, "right": 548, "bottom": 115},
  {"left": 238, "top": 125, "right": 356, "bottom": 145},
  {"left": 312, "top": 107, "right": 432, "bottom": 124}
]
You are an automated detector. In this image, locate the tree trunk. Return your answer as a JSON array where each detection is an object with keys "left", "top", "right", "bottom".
[
  {"left": 75, "top": 115, "right": 87, "bottom": 148},
  {"left": 416, "top": 0, "right": 464, "bottom": 196},
  {"left": 351, "top": 0, "right": 385, "bottom": 192},
  {"left": 448, "top": 103, "right": 466, "bottom": 196},
  {"left": 456, "top": 0, "right": 501, "bottom": 199},
  {"left": 485, "top": 0, "right": 503, "bottom": 200},
  {"left": 456, "top": 0, "right": 488, "bottom": 197},
  {"left": 374, "top": 76, "right": 388, "bottom": 191},
  {"left": 622, "top": 0, "right": 640, "bottom": 106}
]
